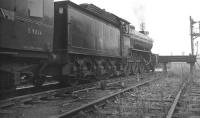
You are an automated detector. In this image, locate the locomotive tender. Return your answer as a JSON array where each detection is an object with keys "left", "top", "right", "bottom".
[{"left": 0, "top": 0, "right": 156, "bottom": 95}]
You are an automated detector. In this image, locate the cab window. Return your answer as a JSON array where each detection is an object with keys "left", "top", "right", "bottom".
[{"left": 28, "top": 0, "right": 43, "bottom": 17}]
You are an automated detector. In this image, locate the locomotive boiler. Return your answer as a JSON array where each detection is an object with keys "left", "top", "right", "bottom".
[{"left": 0, "top": 0, "right": 157, "bottom": 97}]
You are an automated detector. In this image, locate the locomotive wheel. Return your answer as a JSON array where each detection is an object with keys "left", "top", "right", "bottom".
[
  {"left": 145, "top": 65, "right": 150, "bottom": 73},
  {"left": 104, "top": 73, "right": 111, "bottom": 79},
  {"left": 131, "top": 63, "right": 137, "bottom": 75},
  {"left": 32, "top": 75, "right": 45, "bottom": 87},
  {"left": 67, "top": 78, "right": 79, "bottom": 87},
  {"left": 84, "top": 74, "right": 96, "bottom": 83},
  {"left": 124, "top": 64, "right": 131, "bottom": 76},
  {"left": 151, "top": 67, "right": 155, "bottom": 72},
  {"left": 95, "top": 72, "right": 110, "bottom": 80},
  {"left": 150, "top": 64, "right": 155, "bottom": 72},
  {"left": 135, "top": 63, "right": 139, "bottom": 74},
  {"left": 58, "top": 75, "right": 68, "bottom": 86},
  {"left": 58, "top": 75, "right": 79, "bottom": 87},
  {"left": 139, "top": 63, "right": 145, "bottom": 73}
]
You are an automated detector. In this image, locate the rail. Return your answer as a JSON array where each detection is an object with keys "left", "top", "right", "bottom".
[
  {"left": 166, "top": 82, "right": 186, "bottom": 118},
  {"left": 49, "top": 77, "right": 161, "bottom": 118}
]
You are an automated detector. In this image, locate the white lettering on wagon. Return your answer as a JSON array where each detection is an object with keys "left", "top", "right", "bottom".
[{"left": 28, "top": 27, "right": 42, "bottom": 36}]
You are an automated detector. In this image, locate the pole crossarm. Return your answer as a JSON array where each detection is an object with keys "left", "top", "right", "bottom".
[{"left": 192, "top": 33, "right": 200, "bottom": 37}]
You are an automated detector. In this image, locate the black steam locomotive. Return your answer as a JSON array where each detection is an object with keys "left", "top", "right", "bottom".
[{"left": 0, "top": 0, "right": 158, "bottom": 95}]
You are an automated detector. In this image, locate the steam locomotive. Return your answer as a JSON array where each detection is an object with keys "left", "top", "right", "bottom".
[{"left": 0, "top": 0, "right": 157, "bottom": 95}]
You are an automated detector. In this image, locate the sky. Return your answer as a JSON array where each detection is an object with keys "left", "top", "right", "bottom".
[{"left": 55, "top": 0, "right": 200, "bottom": 55}]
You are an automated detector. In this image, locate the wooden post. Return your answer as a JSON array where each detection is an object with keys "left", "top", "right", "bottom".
[
  {"left": 190, "top": 62, "right": 194, "bottom": 75},
  {"left": 189, "top": 62, "right": 195, "bottom": 82},
  {"left": 163, "top": 63, "right": 168, "bottom": 73},
  {"left": 190, "top": 16, "right": 194, "bottom": 55}
]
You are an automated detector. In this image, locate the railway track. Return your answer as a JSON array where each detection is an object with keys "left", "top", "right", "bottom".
[
  {"left": 1, "top": 73, "right": 145, "bottom": 100},
  {"left": 55, "top": 63, "right": 187, "bottom": 118},
  {"left": 50, "top": 76, "right": 162, "bottom": 118},
  {"left": 68, "top": 63, "right": 195, "bottom": 118},
  {"left": 0, "top": 76, "right": 130, "bottom": 108},
  {"left": 0, "top": 72, "right": 162, "bottom": 118},
  {"left": 167, "top": 74, "right": 200, "bottom": 118},
  {"left": 83, "top": 72, "right": 186, "bottom": 118}
]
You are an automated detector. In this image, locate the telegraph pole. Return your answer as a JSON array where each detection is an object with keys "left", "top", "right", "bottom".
[
  {"left": 196, "top": 41, "right": 199, "bottom": 56},
  {"left": 190, "top": 16, "right": 194, "bottom": 55},
  {"left": 190, "top": 16, "right": 200, "bottom": 55},
  {"left": 189, "top": 16, "right": 200, "bottom": 75}
]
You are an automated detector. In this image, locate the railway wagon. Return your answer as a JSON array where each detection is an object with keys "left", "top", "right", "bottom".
[
  {"left": 0, "top": 0, "right": 157, "bottom": 97},
  {"left": 0, "top": 0, "right": 54, "bottom": 95}
]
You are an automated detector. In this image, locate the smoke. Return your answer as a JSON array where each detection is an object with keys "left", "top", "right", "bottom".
[
  {"left": 133, "top": 5, "right": 145, "bottom": 22},
  {"left": 132, "top": 0, "right": 146, "bottom": 29}
]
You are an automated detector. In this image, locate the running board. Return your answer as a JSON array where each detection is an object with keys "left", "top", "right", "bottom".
[{"left": 130, "top": 48, "right": 151, "bottom": 53}]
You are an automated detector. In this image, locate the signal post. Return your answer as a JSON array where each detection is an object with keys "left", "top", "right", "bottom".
[{"left": 189, "top": 16, "right": 199, "bottom": 75}]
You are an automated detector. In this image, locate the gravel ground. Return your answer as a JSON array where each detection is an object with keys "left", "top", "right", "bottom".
[
  {"left": 86, "top": 63, "right": 188, "bottom": 118},
  {"left": 172, "top": 71, "right": 200, "bottom": 118},
  {"left": 0, "top": 73, "right": 159, "bottom": 118}
]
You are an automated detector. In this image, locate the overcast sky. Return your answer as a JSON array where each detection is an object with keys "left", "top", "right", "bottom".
[{"left": 56, "top": 0, "right": 200, "bottom": 55}]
